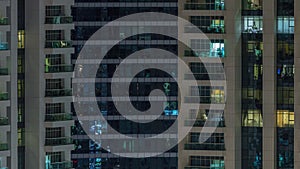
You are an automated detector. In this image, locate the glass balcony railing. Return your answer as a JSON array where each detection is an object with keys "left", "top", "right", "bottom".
[
  {"left": 184, "top": 3, "right": 225, "bottom": 10},
  {"left": 45, "top": 65, "right": 73, "bottom": 73},
  {"left": 0, "top": 93, "right": 9, "bottom": 101},
  {"left": 45, "top": 16, "right": 73, "bottom": 24},
  {"left": 185, "top": 119, "right": 225, "bottom": 127},
  {"left": 45, "top": 113, "right": 73, "bottom": 122},
  {"left": 185, "top": 73, "right": 225, "bottom": 81},
  {"left": 47, "top": 161, "right": 73, "bottom": 169},
  {"left": 0, "top": 143, "right": 8, "bottom": 151},
  {"left": 185, "top": 26, "right": 225, "bottom": 34},
  {"left": 184, "top": 143, "right": 225, "bottom": 151},
  {"left": 0, "top": 17, "right": 8, "bottom": 25},
  {"left": 0, "top": 167, "right": 8, "bottom": 169},
  {"left": 45, "top": 89, "right": 72, "bottom": 97},
  {"left": 185, "top": 96, "right": 225, "bottom": 104},
  {"left": 0, "top": 42, "right": 8, "bottom": 50},
  {"left": 184, "top": 50, "right": 225, "bottom": 58},
  {"left": 45, "top": 40, "right": 72, "bottom": 48},
  {"left": 0, "top": 68, "right": 8, "bottom": 75},
  {"left": 0, "top": 117, "right": 9, "bottom": 126},
  {"left": 45, "top": 137, "right": 73, "bottom": 146},
  {"left": 185, "top": 166, "right": 224, "bottom": 169}
]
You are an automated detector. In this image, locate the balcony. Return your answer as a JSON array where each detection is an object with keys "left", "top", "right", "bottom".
[
  {"left": 185, "top": 96, "right": 225, "bottom": 104},
  {"left": 45, "top": 137, "right": 73, "bottom": 146},
  {"left": 185, "top": 26, "right": 225, "bottom": 34},
  {"left": 184, "top": 2, "right": 224, "bottom": 10},
  {"left": 185, "top": 119, "right": 225, "bottom": 127},
  {"left": 45, "top": 89, "right": 72, "bottom": 97},
  {"left": 184, "top": 50, "right": 225, "bottom": 58},
  {"left": 185, "top": 166, "right": 224, "bottom": 169},
  {"left": 45, "top": 65, "right": 73, "bottom": 73},
  {"left": 0, "top": 93, "right": 8, "bottom": 101},
  {"left": 0, "top": 117, "right": 8, "bottom": 126},
  {"left": 0, "top": 42, "right": 8, "bottom": 50},
  {"left": 45, "top": 113, "right": 73, "bottom": 122},
  {"left": 0, "top": 143, "right": 8, "bottom": 151},
  {"left": 45, "top": 16, "right": 73, "bottom": 24},
  {"left": 185, "top": 73, "right": 225, "bottom": 81},
  {"left": 184, "top": 143, "right": 225, "bottom": 151},
  {"left": 0, "top": 17, "right": 8, "bottom": 25},
  {"left": 47, "top": 161, "right": 73, "bottom": 169},
  {"left": 45, "top": 40, "right": 72, "bottom": 48},
  {"left": 0, "top": 68, "right": 8, "bottom": 76}
]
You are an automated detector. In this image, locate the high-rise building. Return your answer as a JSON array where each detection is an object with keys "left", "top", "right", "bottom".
[
  {"left": 178, "top": 0, "right": 300, "bottom": 169},
  {"left": 71, "top": 1, "right": 178, "bottom": 169},
  {"left": 1, "top": 0, "right": 300, "bottom": 169},
  {"left": 23, "top": 0, "right": 75, "bottom": 168},
  {"left": 0, "top": 0, "right": 18, "bottom": 169},
  {"left": 177, "top": 0, "right": 229, "bottom": 168}
]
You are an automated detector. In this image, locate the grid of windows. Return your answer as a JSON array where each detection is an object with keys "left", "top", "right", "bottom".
[
  {"left": 189, "top": 16, "right": 225, "bottom": 34},
  {"left": 190, "top": 156, "right": 224, "bottom": 168},
  {"left": 189, "top": 39, "right": 225, "bottom": 57},
  {"left": 189, "top": 63, "right": 224, "bottom": 74},
  {"left": 45, "top": 30, "right": 64, "bottom": 40},
  {"left": 242, "top": 127, "right": 262, "bottom": 168},
  {"left": 45, "top": 127, "right": 63, "bottom": 138},
  {"left": 184, "top": 0, "right": 225, "bottom": 10},
  {"left": 242, "top": 109, "right": 263, "bottom": 127},
  {"left": 242, "top": 16, "right": 263, "bottom": 33},
  {"left": 46, "top": 103, "right": 64, "bottom": 114},
  {"left": 277, "top": 17, "right": 294, "bottom": 34},
  {"left": 46, "top": 6, "right": 64, "bottom": 16},
  {"left": 277, "top": 110, "right": 294, "bottom": 127},
  {"left": 277, "top": 128, "right": 294, "bottom": 168},
  {"left": 189, "top": 133, "right": 224, "bottom": 144},
  {"left": 17, "top": 30, "right": 25, "bottom": 49},
  {"left": 46, "top": 79, "right": 64, "bottom": 89},
  {"left": 242, "top": 0, "right": 263, "bottom": 10},
  {"left": 46, "top": 152, "right": 64, "bottom": 163}
]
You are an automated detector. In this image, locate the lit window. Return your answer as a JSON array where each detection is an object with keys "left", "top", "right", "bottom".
[
  {"left": 18, "top": 30, "right": 25, "bottom": 49},
  {"left": 277, "top": 110, "right": 294, "bottom": 127}
]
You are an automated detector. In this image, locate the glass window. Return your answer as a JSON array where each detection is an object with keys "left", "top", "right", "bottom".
[
  {"left": 45, "top": 30, "right": 64, "bottom": 40},
  {"left": 189, "top": 39, "right": 225, "bottom": 57},
  {"left": 277, "top": 128, "right": 294, "bottom": 168},
  {"left": 18, "top": 30, "right": 25, "bottom": 49},
  {"left": 45, "top": 6, "right": 64, "bottom": 16},
  {"left": 277, "top": 87, "right": 294, "bottom": 105},
  {"left": 188, "top": 16, "right": 225, "bottom": 34},
  {"left": 45, "top": 79, "right": 64, "bottom": 91},
  {"left": 45, "top": 127, "right": 63, "bottom": 138},
  {"left": 277, "top": 17, "right": 294, "bottom": 33},
  {"left": 46, "top": 103, "right": 64, "bottom": 114},
  {"left": 242, "top": 16, "right": 263, "bottom": 33},
  {"left": 277, "top": 0, "right": 294, "bottom": 16},
  {"left": 242, "top": 110, "right": 263, "bottom": 127},
  {"left": 242, "top": 0, "right": 263, "bottom": 10},
  {"left": 184, "top": 0, "right": 225, "bottom": 10},
  {"left": 277, "top": 110, "right": 294, "bottom": 127},
  {"left": 190, "top": 156, "right": 224, "bottom": 168}
]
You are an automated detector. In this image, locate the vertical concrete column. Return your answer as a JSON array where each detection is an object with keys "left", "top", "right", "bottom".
[
  {"left": 294, "top": 1, "right": 300, "bottom": 168},
  {"left": 8, "top": 0, "right": 18, "bottom": 168},
  {"left": 224, "top": 0, "right": 242, "bottom": 168},
  {"left": 262, "top": 0, "right": 277, "bottom": 168},
  {"left": 177, "top": 1, "right": 189, "bottom": 168},
  {"left": 25, "top": 0, "right": 46, "bottom": 168}
]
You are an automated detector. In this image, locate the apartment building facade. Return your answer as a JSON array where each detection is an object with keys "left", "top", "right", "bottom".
[{"left": 1, "top": 0, "right": 300, "bottom": 169}]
